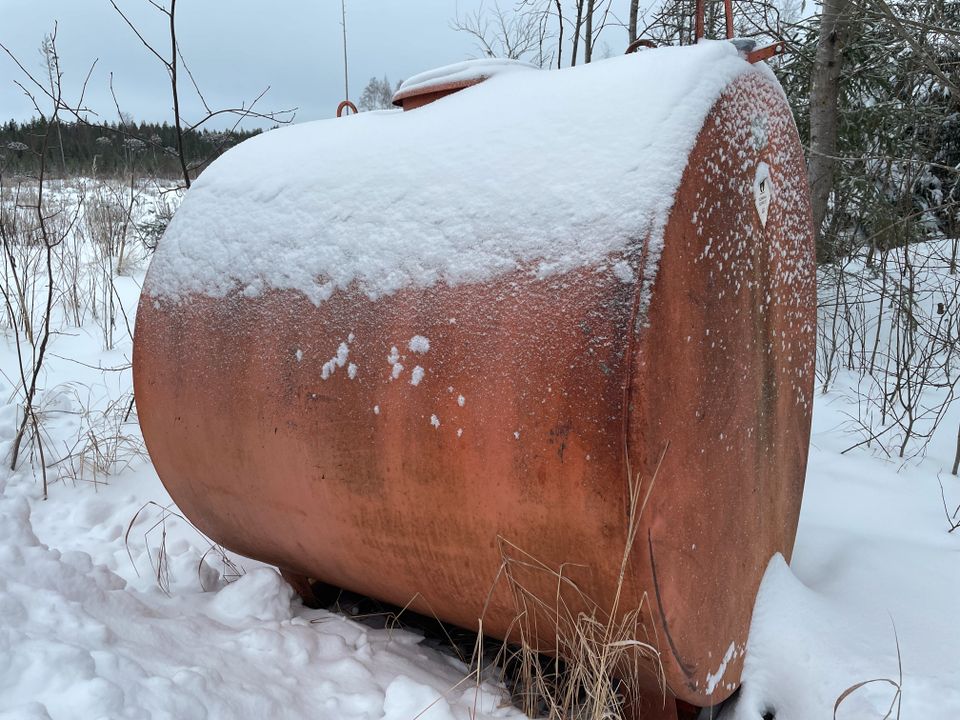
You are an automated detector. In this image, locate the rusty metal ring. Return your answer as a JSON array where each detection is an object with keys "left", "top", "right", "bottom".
[
  {"left": 336, "top": 100, "right": 358, "bottom": 117},
  {"left": 625, "top": 38, "right": 657, "bottom": 54}
]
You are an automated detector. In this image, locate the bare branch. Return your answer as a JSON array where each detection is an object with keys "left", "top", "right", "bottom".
[{"left": 108, "top": 0, "right": 171, "bottom": 69}]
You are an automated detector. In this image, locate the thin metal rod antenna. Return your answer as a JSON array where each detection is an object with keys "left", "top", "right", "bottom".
[{"left": 341, "top": 0, "right": 349, "bottom": 102}]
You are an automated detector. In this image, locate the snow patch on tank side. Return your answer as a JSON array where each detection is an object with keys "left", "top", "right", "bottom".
[
  {"left": 706, "top": 641, "right": 737, "bottom": 695},
  {"left": 408, "top": 335, "right": 430, "bottom": 354},
  {"left": 320, "top": 336, "right": 356, "bottom": 380}
]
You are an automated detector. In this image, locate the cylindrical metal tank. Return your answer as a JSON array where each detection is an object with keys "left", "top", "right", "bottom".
[{"left": 134, "top": 42, "right": 815, "bottom": 713}]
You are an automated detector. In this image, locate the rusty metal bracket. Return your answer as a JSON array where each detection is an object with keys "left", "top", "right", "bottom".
[{"left": 746, "top": 41, "right": 787, "bottom": 64}]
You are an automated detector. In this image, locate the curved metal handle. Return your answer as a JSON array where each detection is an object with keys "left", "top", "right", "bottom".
[
  {"left": 336, "top": 100, "right": 358, "bottom": 117},
  {"left": 695, "top": 0, "right": 734, "bottom": 41},
  {"left": 624, "top": 38, "right": 657, "bottom": 54}
]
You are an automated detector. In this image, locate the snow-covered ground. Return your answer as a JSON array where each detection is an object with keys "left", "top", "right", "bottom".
[
  {"left": 729, "top": 378, "right": 960, "bottom": 719},
  {"left": 1, "top": 181, "right": 958, "bottom": 719}
]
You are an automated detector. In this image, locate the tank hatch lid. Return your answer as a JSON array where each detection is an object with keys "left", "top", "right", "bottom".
[{"left": 392, "top": 58, "right": 538, "bottom": 110}]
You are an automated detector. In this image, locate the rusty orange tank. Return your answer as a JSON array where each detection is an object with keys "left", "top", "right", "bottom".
[{"left": 134, "top": 41, "right": 815, "bottom": 718}]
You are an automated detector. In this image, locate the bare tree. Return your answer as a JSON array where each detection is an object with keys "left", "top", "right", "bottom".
[
  {"left": 452, "top": 2, "right": 545, "bottom": 63},
  {"left": 109, "top": 0, "right": 295, "bottom": 189},
  {"left": 571, "top": 0, "right": 585, "bottom": 65},
  {"left": 40, "top": 37, "right": 68, "bottom": 175},
  {"left": 455, "top": 0, "right": 621, "bottom": 69},
  {"left": 808, "top": 0, "right": 851, "bottom": 256},
  {"left": 0, "top": 28, "right": 90, "bottom": 496},
  {"left": 584, "top": 0, "right": 597, "bottom": 62},
  {"left": 953, "top": 424, "right": 959, "bottom": 475}
]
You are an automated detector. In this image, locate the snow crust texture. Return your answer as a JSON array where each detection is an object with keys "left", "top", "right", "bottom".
[
  {"left": 146, "top": 42, "right": 757, "bottom": 305},
  {"left": 0, "top": 470, "right": 520, "bottom": 720}
]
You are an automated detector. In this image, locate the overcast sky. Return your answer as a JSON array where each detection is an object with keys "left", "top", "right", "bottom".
[{"left": 1, "top": 1, "right": 634, "bottom": 129}]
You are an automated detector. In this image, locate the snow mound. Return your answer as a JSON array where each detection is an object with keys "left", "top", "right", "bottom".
[
  {"left": 146, "top": 41, "right": 763, "bottom": 305},
  {"left": 382, "top": 675, "right": 455, "bottom": 719},
  {"left": 206, "top": 567, "right": 294, "bottom": 625},
  {"left": 726, "top": 405, "right": 960, "bottom": 720}
]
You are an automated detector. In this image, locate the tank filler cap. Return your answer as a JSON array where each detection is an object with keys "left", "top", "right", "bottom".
[{"left": 392, "top": 58, "right": 537, "bottom": 111}]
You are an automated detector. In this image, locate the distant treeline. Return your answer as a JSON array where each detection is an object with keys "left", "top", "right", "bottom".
[{"left": 0, "top": 118, "right": 263, "bottom": 179}]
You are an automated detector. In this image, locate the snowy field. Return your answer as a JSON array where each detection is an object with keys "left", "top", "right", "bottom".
[{"left": 1, "top": 180, "right": 959, "bottom": 719}]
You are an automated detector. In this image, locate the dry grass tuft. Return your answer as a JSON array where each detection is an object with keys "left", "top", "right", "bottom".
[
  {"left": 833, "top": 620, "right": 903, "bottom": 720},
  {"left": 124, "top": 500, "right": 243, "bottom": 595},
  {"left": 475, "top": 454, "right": 667, "bottom": 720}
]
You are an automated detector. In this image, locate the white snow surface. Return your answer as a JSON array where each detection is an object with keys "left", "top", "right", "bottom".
[
  {"left": 146, "top": 41, "right": 760, "bottom": 305},
  {"left": 724, "top": 387, "right": 960, "bottom": 719},
  {"left": 394, "top": 57, "right": 537, "bottom": 99},
  {"left": 0, "top": 475, "right": 517, "bottom": 720}
]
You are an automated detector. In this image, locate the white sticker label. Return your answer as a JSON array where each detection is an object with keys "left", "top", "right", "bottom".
[{"left": 754, "top": 162, "right": 772, "bottom": 228}]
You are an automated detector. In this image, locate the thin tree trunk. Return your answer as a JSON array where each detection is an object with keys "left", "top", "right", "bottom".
[
  {"left": 571, "top": 0, "right": 585, "bottom": 66},
  {"left": 554, "top": 0, "right": 564, "bottom": 69},
  {"left": 808, "top": 0, "right": 850, "bottom": 259},
  {"left": 584, "top": 0, "right": 596, "bottom": 63},
  {"left": 56, "top": 124, "right": 66, "bottom": 175},
  {"left": 10, "top": 120, "right": 56, "bottom": 479},
  {"left": 953, "top": 420, "right": 960, "bottom": 475},
  {"left": 628, "top": 0, "right": 639, "bottom": 44},
  {"left": 168, "top": 0, "right": 191, "bottom": 189}
]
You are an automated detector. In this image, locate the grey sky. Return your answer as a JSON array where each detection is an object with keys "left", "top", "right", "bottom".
[{"left": 1, "top": 1, "right": 634, "bottom": 129}]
